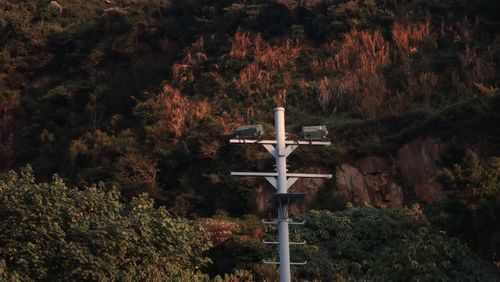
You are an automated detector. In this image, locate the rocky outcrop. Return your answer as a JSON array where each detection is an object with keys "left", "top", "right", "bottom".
[
  {"left": 335, "top": 156, "right": 404, "bottom": 208},
  {"left": 398, "top": 138, "right": 443, "bottom": 203},
  {"left": 290, "top": 167, "right": 328, "bottom": 213},
  {"left": 335, "top": 163, "right": 371, "bottom": 205},
  {"left": 254, "top": 138, "right": 443, "bottom": 211},
  {"left": 332, "top": 138, "right": 444, "bottom": 207}
]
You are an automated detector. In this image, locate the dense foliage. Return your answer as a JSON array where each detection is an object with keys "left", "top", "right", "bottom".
[
  {"left": 294, "top": 208, "right": 499, "bottom": 281},
  {"left": 0, "top": 166, "right": 210, "bottom": 281},
  {"left": 433, "top": 151, "right": 500, "bottom": 265}
]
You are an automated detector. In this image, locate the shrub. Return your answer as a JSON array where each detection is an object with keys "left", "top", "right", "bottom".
[
  {"left": 0, "top": 166, "right": 211, "bottom": 281},
  {"left": 293, "top": 207, "right": 498, "bottom": 281},
  {"left": 435, "top": 151, "right": 500, "bottom": 264}
]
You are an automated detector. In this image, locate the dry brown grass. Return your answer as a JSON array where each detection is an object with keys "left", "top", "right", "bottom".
[
  {"left": 453, "top": 45, "right": 496, "bottom": 96},
  {"left": 316, "top": 29, "right": 390, "bottom": 118},
  {"left": 405, "top": 71, "right": 438, "bottom": 104},
  {"left": 218, "top": 110, "right": 245, "bottom": 135},
  {"left": 201, "top": 218, "right": 239, "bottom": 246},
  {"left": 273, "top": 89, "right": 287, "bottom": 107},
  {"left": 172, "top": 37, "right": 208, "bottom": 89},
  {"left": 231, "top": 30, "right": 301, "bottom": 106},
  {"left": 392, "top": 20, "right": 431, "bottom": 53},
  {"left": 460, "top": 46, "right": 495, "bottom": 84},
  {"left": 229, "top": 29, "right": 266, "bottom": 60},
  {"left": 309, "top": 57, "right": 337, "bottom": 76},
  {"left": 199, "top": 140, "right": 222, "bottom": 159},
  {"left": 318, "top": 76, "right": 334, "bottom": 112},
  {"left": 148, "top": 83, "right": 210, "bottom": 142},
  {"left": 392, "top": 18, "right": 435, "bottom": 77},
  {"left": 257, "top": 39, "right": 301, "bottom": 70},
  {"left": 230, "top": 30, "right": 253, "bottom": 60}
]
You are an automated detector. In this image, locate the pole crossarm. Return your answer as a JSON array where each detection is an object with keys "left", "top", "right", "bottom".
[
  {"left": 230, "top": 139, "right": 331, "bottom": 146},
  {"left": 263, "top": 260, "right": 308, "bottom": 266},
  {"left": 262, "top": 219, "right": 305, "bottom": 225},
  {"left": 263, "top": 240, "right": 306, "bottom": 245},
  {"left": 230, "top": 172, "right": 333, "bottom": 179},
  {"left": 232, "top": 172, "right": 332, "bottom": 191}
]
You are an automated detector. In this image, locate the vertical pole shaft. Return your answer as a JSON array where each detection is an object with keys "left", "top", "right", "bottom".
[{"left": 274, "top": 107, "right": 291, "bottom": 282}]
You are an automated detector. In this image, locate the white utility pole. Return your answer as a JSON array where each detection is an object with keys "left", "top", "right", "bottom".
[
  {"left": 275, "top": 107, "right": 291, "bottom": 281},
  {"left": 230, "top": 107, "right": 332, "bottom": 282}
]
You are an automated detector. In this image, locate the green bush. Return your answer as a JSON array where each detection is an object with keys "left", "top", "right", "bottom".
[
  {"left": 293, "top": 207, "right": 499, "bottom": 281},
  {"left": 0, "top": 166, "right": 211, "bottom": 281},
  {"left": 434, "top": 151, "right": 500, "bottom": 264}
]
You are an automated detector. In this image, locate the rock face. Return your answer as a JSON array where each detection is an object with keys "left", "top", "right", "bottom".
[
  {"left": 336, "top": 156, "right": 404, "bottom": 208},
  {"left": 254, "top": 138, "right": 443, "bottom": 211},
  {"left": 335, "top": 163, "right": 371, "bottom": 205},
  {"left": 290, "top": 167, "right": 328, "bottom": 213},
  {"left": 398, "top": 138, "right": 443, "bottom": 203}
]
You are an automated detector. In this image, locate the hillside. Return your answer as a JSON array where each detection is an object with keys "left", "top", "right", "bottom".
[{"left": 1, "top": 0, "right": 499, "bottom": 280}]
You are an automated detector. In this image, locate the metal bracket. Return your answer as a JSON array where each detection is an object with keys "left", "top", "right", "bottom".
[
  {"left": 231, "top": 172, "right": 333, "bottom": 179},
  {"left": 261, "top": 219, "right": 305, "bottom": 225},
  {"left": 286, "top": 177, "right": 299, "bottom": 189},
  {"left": 262, "top": 144, "right": 296, "bottom": 158},
  {"left": 263, "top": 144, "right": 276, "bottom": 158},
  {"left": 265, "top": 177, "right": 277, "bottom": 190},
  {"left": 230, "top": 139, "right": 331, "bottom": 146},
  {"left": 284, "top": 145, "right": 298, "bottom": 157},
  {"left": 262, "top": 219, "right": 277, "bottom": 224},
  {"left": 291, "top": 261, "right": 308, "bottom": 266}
]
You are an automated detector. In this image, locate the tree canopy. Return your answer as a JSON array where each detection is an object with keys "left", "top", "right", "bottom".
[
  {"left": 293, "top": 207, "right": 499, "bottom": 281},
  {"left": 0, "top": 166, "right": 210, "bottom": 281}
]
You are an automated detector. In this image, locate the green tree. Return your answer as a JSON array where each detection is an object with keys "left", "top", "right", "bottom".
[
  {"left": 0, "top": 166, "right": 211, "bottom": 281},
  {"left": 293, "top": 207, "right": 499, "bottom": 281},
  {"left": 435, "top": 151, "right": 500, "bottom": 264}
]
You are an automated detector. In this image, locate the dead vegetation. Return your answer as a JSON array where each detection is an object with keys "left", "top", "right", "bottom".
[{"left": 315, "top": 29, "right": 390, "bottom": 118}]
